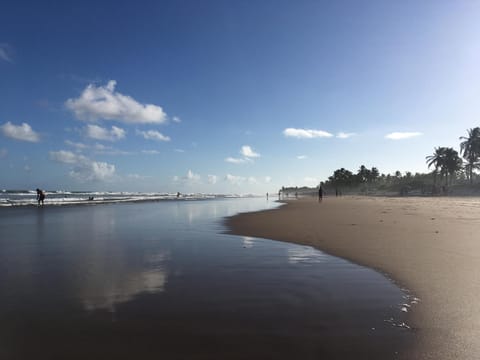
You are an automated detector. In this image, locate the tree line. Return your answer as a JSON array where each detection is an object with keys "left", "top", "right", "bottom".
[
  {"left": 429, "top": 127, "right": 480, "bottom": 185},
  {"left": 281, "top": 127, "right": 480, "bottom": 196},
  {"left": 327, "top": 127, "right": 480, "bottom": 194}
]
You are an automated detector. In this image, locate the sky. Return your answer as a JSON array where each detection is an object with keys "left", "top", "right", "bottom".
[{"left": 1, "top": 0, "right": 480, "bottom": 194}]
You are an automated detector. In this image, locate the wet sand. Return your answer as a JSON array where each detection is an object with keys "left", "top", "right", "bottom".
[{"left": 226, "top": 196, "right": 480, "bottom": 360}]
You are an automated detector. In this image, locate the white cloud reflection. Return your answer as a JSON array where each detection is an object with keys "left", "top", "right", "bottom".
[
  {"left": 287, "top": 246, "right": 327, "bottom": 264},
  {"left": 81, "top": 251, "right": 170, "bottom": 312},
  {"left": 242, "top": 237, "right": 255, "bottom": 248}
]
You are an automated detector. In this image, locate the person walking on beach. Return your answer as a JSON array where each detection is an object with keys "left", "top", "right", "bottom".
[
  {"left": 36, "top": 188, "right": 45, "bottom": 206},
  {"left": 318, "top": 185, "right": 324, "bottom": 202}
]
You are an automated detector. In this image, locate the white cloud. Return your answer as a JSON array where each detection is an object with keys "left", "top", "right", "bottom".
[
  {"left": 174, "top": 149, "right": 185, "bottom": 153},
  {"left": 50, "top": 150, "right": 88, "bottom": 164},
  {"left": 0, "top": 148, "right": 7, "bottom": 158},
  {"left": 385, "top": 132, "right": 423, "bottom": 140},
  {"left": 208, "top": 175, "right": 218, "bottom": 184},
  {"left": 127, "top": 173, "right": 149, "bottom": 180},
  {"left": 86, "top": 124, "right": 126, "bottom": 141},
  {"left": 96, "top": 148, "right": 132, "bottom": 156},
  {"left": 186, "top": 170, "right": 200, "bottom": 181},
  {"left": 0, "top": 44, "right": 12, "bottom": 62},
  {"left": 225, "top": 174, "right": 246, "bottom": 185},
  {"left": 1, "top": 122, "right": 40, "bottom": 142},
  {"left": 50, "top": 150, "right": 116, "bottom": 182},
  {"left": 64, "top": 141, "right": 130, "bottom": 156},
  {"left": 241, "top": 145, "right": 260, "bottom": 158},
  {"left": 337, "top": 132, "right": 356, "bottom": 139},
  {"left": 247, "top": 176, "right": 258, "bottom": 185},
  {"left": 264, "top": 176, "right": 272, "bottom": 183},
  {"left": 304, "top": 177, "right": 319, "bottom": 185},
  {"left": 173, "top": 170, "right": 201, "bottom": 183},
  {"left": 297, "top": 155, "right": 307, "bottom": 160},
  {"left": 283, "top": 128, "right": 333, "bottom": 139},
  {"left": 172, "top": 116, "right": 181, "bottom": 123},
  {"left": 94, "top": 143, "right": 110, "bottom": 151},
  {"left": 70, "top": 161, "right": 116, "bottom": 182},
  {"left": 142, "top": 150, "right": 160, "bottom": 154},
  {"left": 136, "top": 129, "right": 170, "bottom": 142},
  {"left": 65, "top": 80, "right": 167, "bottom": 124},
  {"left": 225, "top": 157, "right": 249, "bottom": 164},
  {"left": 65, "top": 140, "right": 88, "bottom": 150},
  {"left": 225, "top": 174, "right": 259, "bottom": 186},
  {"left": 226, "top": 145, "right": 260, "bottom": 164}
]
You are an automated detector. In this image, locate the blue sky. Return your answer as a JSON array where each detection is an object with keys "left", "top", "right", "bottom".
[{"left": 1, "top": 0, "right": 480, "bottom": 193}]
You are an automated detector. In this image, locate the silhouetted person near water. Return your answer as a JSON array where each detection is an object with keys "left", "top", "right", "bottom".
[
  {"left": 36, "top": 188, "right": 45, "bottom": 206},
  {"left": 318, "top": 185, "right": 324, "bottom": 202}
]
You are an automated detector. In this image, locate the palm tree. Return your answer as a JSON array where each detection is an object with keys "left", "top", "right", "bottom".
[
  {"left": 357, "top": 165, "right": 369, "bottom": 184},
  {"left": 330, "top": 168, "right": 354, "bottom": 193},
  {"left": 464, "top": 163, "right": 480, "bottom": 183},
  {"left": 370, "top": 167, "right": 380, "bottom": 183},
  {"left": 443, "top": 147, "right": 462, "bottom": 185},
  {"left": 459, "top": 127, "right": 480, "bottom": 184},
  {"left": 426, "top": 147, "right": 462, "bottom": 186},
  {"left": 426, "top": 147, "right": 447, "bottom": 186}
]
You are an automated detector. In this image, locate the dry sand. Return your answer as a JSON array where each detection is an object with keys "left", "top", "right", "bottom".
[{"left": 225, "top": 196, "right": 480, "bottom": 360}]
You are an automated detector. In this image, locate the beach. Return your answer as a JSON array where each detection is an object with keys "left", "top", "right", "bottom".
[{"left": 226, "top": 196, "right": 480, "bottom": 359}]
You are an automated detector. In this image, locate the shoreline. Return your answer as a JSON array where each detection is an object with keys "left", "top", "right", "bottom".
[
  {"left": 225, "top": 196, "right": 480, "bottom": 359},
  {"left": 0, "top": 195, "right": 258, "bottom": 208}
]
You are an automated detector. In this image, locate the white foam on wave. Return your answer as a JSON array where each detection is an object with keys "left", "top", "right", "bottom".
[{"left": 0, "top": 191, "right": 251, "bottom": 207}]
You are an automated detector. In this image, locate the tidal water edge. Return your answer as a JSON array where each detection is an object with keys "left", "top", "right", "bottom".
[{"left": 0, "top": 198, "right": 413, "bottom": 359}]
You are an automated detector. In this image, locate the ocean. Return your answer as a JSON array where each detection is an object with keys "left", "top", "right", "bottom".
[
  {"left": 0, "top": 197, "right": 413, "bottom": 359},
  {"left": 0, "top": 189, "right": 248, "bottom": 206}
]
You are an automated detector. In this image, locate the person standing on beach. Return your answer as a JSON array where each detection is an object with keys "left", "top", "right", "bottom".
[
  {"left": 36, "top": 188, "right": 45, "bottom": 206},
  {"left": 318, "top": 185, "right": 324, "bottom": 202}
]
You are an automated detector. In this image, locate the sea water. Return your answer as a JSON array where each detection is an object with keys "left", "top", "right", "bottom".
[
  {"left": 0, "top": 198, "right": 413, "bottom": 359},
  {"left": 0, "top": 189, "right": 245, "bottom": 206}
]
